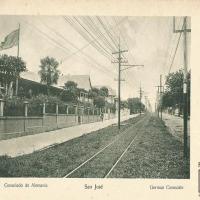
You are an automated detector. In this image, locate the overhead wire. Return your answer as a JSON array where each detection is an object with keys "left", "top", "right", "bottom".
[
  {"left": 72, "top": 16, "right": 113, "bottom": 60},
  {"left": 61, "top": 16, "right": 127, "bottom": 61},
  {"left": 84, "top": 16, "right": 116, "bottom": 51},
  {"left": 64, "top": 17, "right": 111, "bottom": 60},
  {"left": 167, "top": 18, "right": 185, "bottom": 75},
  {"left": 23, "top": 18, "right": 117, "bottom": 80}
]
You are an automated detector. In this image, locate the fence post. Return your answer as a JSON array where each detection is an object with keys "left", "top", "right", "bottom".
[
  {"left": 0, "top": 99, "right": 5, "bottom": 117},
  {"left": 87, "top": 107, "right": 90, "bottom": 122},
  {"left": 24, "top": 101, "right": 28, "bottom": 132},
  {"left": 108, "top": 108, "right": 111, "bottom": 120},
  {"left": 42, "top": 103, "right": 45, "bottom": 128},
  {"left": 66, "top": 104, "right": 69, "bottom": 115},
  {"left": 56, "top": 103, "right": 58, "bottom": 128},
  {"left": 74, "top": 105, "right": 77, "bottom": 123},
  {"left": 24, "top": 101, "right": 28, "bottom": 117},
  {"left": 42, "top": 103, "right": 46, "bottom": 115},
  {"left": 93, "top": 108, "right": 95, "bottom": 122}
]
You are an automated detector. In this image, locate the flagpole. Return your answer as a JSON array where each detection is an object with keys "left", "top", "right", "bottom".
[{"left": 15, "top": 23, "right": 20, "bottom": 96}]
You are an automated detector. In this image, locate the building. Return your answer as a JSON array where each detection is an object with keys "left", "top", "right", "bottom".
[
  {"left": 58, "top": 74, "right": 93, "bottom": 103},
  {"left": 94, "top": 85, "right": 116, "bottom": 104}
]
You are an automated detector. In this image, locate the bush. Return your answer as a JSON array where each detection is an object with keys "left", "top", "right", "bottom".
[{"left": 4, "top": 96, "right": 25, "bottom": 116}]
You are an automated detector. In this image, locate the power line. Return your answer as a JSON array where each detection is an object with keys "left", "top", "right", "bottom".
[
  {"left": 64, "top": 17, "right": 111, "bottom": 60},
  {"left": 168, "top": 20, "right": 185, "bottom": 74},
  {"left": 38, "top": 19, "right": 115, "bottom": 75},
  {"left": 84, "top": 16, "right": 116, "bottom": 52},
  {"left": 21, "top": 19, "right": 71, "bottom": 55},
  {"left": 72, "top": 16, "right": 113, "bottom": 60},
  {"left": 62, "top": 16, "right": 127, "bottom": 62},
  {"left": 96, "top": 16, "right": 119, "bottom": 50},
  {"left": 23, "top": 18, "right": 117, "bottom": 81}
]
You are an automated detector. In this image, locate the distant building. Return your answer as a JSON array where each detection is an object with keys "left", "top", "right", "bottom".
[{"left": 94, "top": 85, "right": 116, "bottom": 104}]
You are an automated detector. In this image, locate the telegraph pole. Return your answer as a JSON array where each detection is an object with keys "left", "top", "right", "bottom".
[
  {"left": 160, "top": 75, "right": 163, "bottom": 120},
  {"left": 112, "top": 37, "right": 144, "bottom": 129},
  {"left": 139, "top": 84, "right": 143, "bottom": 115},
  {"left": 112, "top": 38, "right": 127, "bottom": 130},
  {"left": 155, "top": 86, "right": 160, "bottom": 117},
  {"left": 173, "top": 16, "right": 191, "bottom": 158},
  {"left": 155, "top": 75, "right": 164, "bottom": 120}
]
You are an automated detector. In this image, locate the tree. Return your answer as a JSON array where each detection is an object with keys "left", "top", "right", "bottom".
[
  {"left": 93, "top": 96, "right": 105, "bottom": 108},
  {"left": 99, "top": 86, "right": 109, "bottom": 97},
  {"left": 88, "top": 87, "right": 100, "bottom": 99},
  {"left": 162, "top": 70, "right": 190, "bottom": 116},
  {"left": 0, "top": 54, "right": 26, "bottom": 96},
  {"left": 121, "top": 100, "right": 129, "bottom": 109},
  {"left": 38, "top": 56, "right": 60, "bottom": 95},
  {"left": 62, "top": 81, "right": 79, "bottom": 102},
  {"left": 64, "top": 81, "right": 77, "bottom": 90},
  {"left": 127, "top": 97, "right": 145, "bottom": 114},
  {"left": 88, "top": 87, "right": 107, "bottom": 108}
]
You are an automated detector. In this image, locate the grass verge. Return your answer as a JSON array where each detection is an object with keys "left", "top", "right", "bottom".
[{"left": 0, "top": 114, "right": 143, "bottom": 177}]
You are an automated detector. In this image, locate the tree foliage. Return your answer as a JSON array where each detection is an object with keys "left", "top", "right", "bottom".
[
  {"left": 99, "top": 86, "right": 109, "bottom": 97},
  {"left": 62, "top": 81, "right": 79, "bottom": 103},
  {"left": 93, "top": 96, "right": 105, "bottom": 108},
  {"left": 38, "top": 56, "right": 60, "bottom": 95},
  {"left": 0, "top": 54, "right": 26, "bottom": 95},
  {"left": 127, "top": 97, "right": 145, "bottom": 114},
  {"left": 162, "top": 69, "right": 190, "bottom": 115},
  {"left": 88, "top": 87, "right": 109, "bottom": 108},
  {"left": 88, "top": 87, "right": 100, "bottom": 99}
]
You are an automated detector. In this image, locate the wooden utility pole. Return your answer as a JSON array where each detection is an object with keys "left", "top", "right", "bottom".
[
  {"left": 155, "top": 75, "right": 164, "bottom": 120},
  {"left": 112, "top": 37, "right": 144, "bottom": 129},
  {"left": 173, "top": 16, "right": 191, "bottom": 158},
  {"left": 139, "top": 83, "right": 143, "bottom": 115},
  {"left": 160, "top": 75, "right": 163, "bottom": 120},
  {"left": 112, "top": 38, "right": 127, "bottom": 130},
  {"left": 155, "top": 86, "right": 160, "bottom": 117}
]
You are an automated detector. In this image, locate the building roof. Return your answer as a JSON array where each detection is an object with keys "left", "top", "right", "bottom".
[
  {"left": 21, "top": 71, "right": 63, "bottom": 89},
  {"left": 21, "top": 71, "right": 40, "bottom": 83},
  {"left": 58, "top": 74, "right": 92, "bottom": 91},
  {"left": 21, "top": 72, "right": 92, "bottom": 91},
  {"left": 94, "top": 85, "right": 116, "bottom": 96}
]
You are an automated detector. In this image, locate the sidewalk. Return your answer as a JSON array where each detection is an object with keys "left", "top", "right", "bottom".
[
  {"left": 162, "top": 113, "right": 190, "bottom": 145},
  {"left": 0, "top": 114, "right": 138, "bottom": 157}
]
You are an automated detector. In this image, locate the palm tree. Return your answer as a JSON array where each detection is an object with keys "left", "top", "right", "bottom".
[{"left": 38, "top": 56, "right": 60, "bottom": 95}]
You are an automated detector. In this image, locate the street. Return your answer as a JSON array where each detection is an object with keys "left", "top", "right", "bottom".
[{"left": 0, "top": 113, "right": 189, "bottom": 178}]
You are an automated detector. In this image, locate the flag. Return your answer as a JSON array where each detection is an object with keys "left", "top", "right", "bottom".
[{"left": 0, "top": 29, "right": 19, "bottom": 51}]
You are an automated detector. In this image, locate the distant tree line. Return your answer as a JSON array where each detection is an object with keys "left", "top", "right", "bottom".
[{"left": 127, "top": 98, "right": 145, "bottom": 114}]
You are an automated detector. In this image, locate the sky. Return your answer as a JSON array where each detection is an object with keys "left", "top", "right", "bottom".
[{"left": 0, "top": 16, "right": 191, "bottom": 109}]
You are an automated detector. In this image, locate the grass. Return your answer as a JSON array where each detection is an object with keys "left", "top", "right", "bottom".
[
  {"left": 69, "top": 115, "right": 147, "bottom": 178},
  {"left": 0, "top": 114, "right": 189, "bottom": 178},
  {"left": 108, "top": 116, "right": 190, "bottom": 179},
  {"left": 0, "top": 114, "right": 143, "bottom": 177}
]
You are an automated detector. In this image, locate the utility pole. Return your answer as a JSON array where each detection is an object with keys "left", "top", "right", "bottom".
[
  {"left": 173, "top": 16, "right": 191, "bottom": 158},
  {"left": 155, "top": 86, "right": 160, "bottom": 117},
  {"left": 139, "top": 84, "right": 143, "bottom": 115},
  {"left": 112, "top": 37, "right": 144, "bottom": 130},
  {"left": 144, "top": 95, "right": 148, "bottom": 112},
  {"left": 155, "top": 76, "right": 164, "bottom": 120},
  {"left": 160, "top": 75, "right": 163, "bottom": 120}
]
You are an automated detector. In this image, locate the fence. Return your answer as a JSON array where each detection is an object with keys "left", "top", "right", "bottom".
[{"left": 0, "top": 99, "right": 116, "bottom": 140}]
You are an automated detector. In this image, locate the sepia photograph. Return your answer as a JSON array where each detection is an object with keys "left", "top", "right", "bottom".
[{"left": 0, "top": 16, "right": 190, "bottom": 178}]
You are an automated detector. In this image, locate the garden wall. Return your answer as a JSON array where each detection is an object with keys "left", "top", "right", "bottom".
[{"left": 0, "top": 113, "right": 102, "bottom": 140}]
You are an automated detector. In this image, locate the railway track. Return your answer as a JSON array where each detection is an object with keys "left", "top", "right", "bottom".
[{"left": 63, "top": 114, "right": 149, "bottom": 178}]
